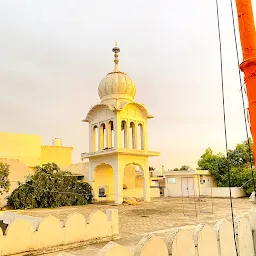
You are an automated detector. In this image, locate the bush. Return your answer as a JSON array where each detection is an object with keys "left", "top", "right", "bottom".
[
  {"left": 0, "top": 162, "right": 10, "bottom": 195},
  {"left": 7, "top": 163, "right": 93, "bottom": 209}
]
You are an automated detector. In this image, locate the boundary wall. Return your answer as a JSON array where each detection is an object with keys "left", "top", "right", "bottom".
[
  {"left": 60, "top": 208, "right": 256, "bottom": 256},
  {"left": 0, "top": 209, "right": 118, "bottom": 255}
]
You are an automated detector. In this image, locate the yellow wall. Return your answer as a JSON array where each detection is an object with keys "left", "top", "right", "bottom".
[
  {"left": 40, "top": 146, "right": 73, "bottom": 169},
  {"left": 0, "top": 132, "right": 41, "bottom": 168},
  {"left": 123, "top": 164, "right": 136, "bottom": 189},
  {"left": 0, "top": 132, "right": 73, "bottom": 170}
]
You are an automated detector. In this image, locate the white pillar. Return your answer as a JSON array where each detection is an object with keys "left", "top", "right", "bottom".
[
  {"left": 99, "top": 123, "right": 104, "bottom": 150},
  {"left": 113, "top": 161, "right": 124, "bottom": 205},
  {"left": 105, "top": 122, "right": 109, "bottom": 148},
  {"left": 107, "top": 121, "right": 112, "bottom": 148},
  {"left": 124, "top": 121, "right": 128, "bottom": 148},
  {"left": 91, "top": 125, "right": 97, "bottom": 152},
  {"left": 143, "top": 161, "right": 151, "bottom": 202},
  {"left": 127, "top": 121, "right": 130, "bottom": 148},
  {"left": 143, "top": 120, "right": 149, "bottom": 151},
  {"left": 97, "top": 123, "right": 101, "bottom": 151},
  {"left": 140, "top": 124, "right": 145, "bottom": 150},
  {"left": 114, "top": 115, "right": 121, "bottom": 149},
  {"left": 134, "top": 122, "right": 138, "bottom": 149}
]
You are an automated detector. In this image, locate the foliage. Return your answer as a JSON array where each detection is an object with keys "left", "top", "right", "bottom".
[
  {"left": 0, "top": 162, "right": 10, "bottom": 195},
  {"left": 197, "top": 139, "right": 255, "bottom": 195},
  {"left": 179, "top": 165, "right": 190, "bottom": 170},
  {"left": 170, "top": 165, "right": 190, "bottom": 171},
  {"left": 149, "top": 166, "right": 155, "bottom": 171},
  {"left": 7, "top": 163, "right": 93, "bottom": 209}
]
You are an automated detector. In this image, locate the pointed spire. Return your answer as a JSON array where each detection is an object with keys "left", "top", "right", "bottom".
[{"left": 112, "top": 41, "right": 120, "bottom": 72}]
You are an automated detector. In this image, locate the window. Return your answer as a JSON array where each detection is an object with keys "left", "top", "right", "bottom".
[
  {"left": 167, "top": 178, "right": 176, "bottom": 184},
  {"left": 200, "top": 175, "right": 206, "bottom": 184}
]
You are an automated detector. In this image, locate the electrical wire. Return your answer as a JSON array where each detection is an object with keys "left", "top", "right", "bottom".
[
  {"left": 228, "top": 0, "right": 256, "bottom": 191},
  {"left": 214, "top": 0, "right": 239, "bottom": 254}
]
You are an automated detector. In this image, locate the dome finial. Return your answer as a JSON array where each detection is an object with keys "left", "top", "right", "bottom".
[{"left": 112, "top": 41, "right": 120, "bottom": 72}]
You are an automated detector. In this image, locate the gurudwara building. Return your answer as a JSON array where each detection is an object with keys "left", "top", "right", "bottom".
[{"left": 81, "top": 45, "right": 160, "bottom": 204}]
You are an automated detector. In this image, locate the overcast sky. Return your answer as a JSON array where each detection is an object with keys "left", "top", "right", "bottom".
[{"left": 0, "top": 0, "right": 255, "bottom": 170}]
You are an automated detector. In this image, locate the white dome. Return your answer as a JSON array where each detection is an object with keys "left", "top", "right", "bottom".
[
  {"left": 98, "top": 45, "right": 136, "bottom": 103},
  {"left": 98, "top": 71, "right": 136, "bottom": 103}
]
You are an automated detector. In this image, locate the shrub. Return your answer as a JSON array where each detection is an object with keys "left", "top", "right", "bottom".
[
  {"left": 0, "top": 162, "right": 10, "bottom": 195},
  {"left": 7, "top": 163, "right": 93, "bottom": 209}
]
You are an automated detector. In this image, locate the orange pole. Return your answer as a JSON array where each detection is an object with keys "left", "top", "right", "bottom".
[{"left": 235, "top": 0, "right": 256, "bottom": 162}]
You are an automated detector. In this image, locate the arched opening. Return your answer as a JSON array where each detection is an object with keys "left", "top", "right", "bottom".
[
  {"left": 138, "top": 123, "right": 144, "bottom": 150},
  {"left": 121, "top": 120, "right": 127, "bottom": 148},
  {"left": 130, "top": 122, "right": 136, "bottom": 149},
  {"left": 123, "top": 163, "right": 144, "bottom": 198},
  {"left": 107, "top": 120, "right": 114, "bottom": 148},
  {"left": 92, "top": 125, "right": 98, "bottom": 152},
  {"left": 93, "top": 163, "right": 114, "bottom": 202},
  {"left": 100, "top": 123, "right": 106, "bottom": 150}
]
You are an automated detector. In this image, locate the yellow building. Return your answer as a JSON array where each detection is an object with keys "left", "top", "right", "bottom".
[
  {"left": 0, "top": 132, "right": 73, "bottom": 170},
  {"left": 40, "top": 138, "right": 73, "bottom": 169}
]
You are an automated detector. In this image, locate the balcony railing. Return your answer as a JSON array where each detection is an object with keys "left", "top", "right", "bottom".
[
  {"left": 81, "top": 147, "right": 115, "bottom": 159},
  {"left": 81, "top": 147, "right": 160, "bottom": 159}
]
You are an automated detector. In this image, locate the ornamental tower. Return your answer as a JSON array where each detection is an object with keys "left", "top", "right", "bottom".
[{"left": 82, "top": 44, "right": 160, "bottom": 204}]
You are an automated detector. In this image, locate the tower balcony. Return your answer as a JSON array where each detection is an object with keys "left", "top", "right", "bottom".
[{"left": 81, "top": 148, "right": 160, "bottom": 160}]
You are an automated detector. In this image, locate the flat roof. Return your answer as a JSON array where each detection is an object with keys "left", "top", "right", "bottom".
[{"left": 164, "top": 169, "right": 210, "bottom": 177}]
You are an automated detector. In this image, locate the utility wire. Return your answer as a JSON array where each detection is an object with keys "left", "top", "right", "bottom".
[
  {"left": 228, "top": 0, "right": 256, "bottom": 191},
  {"left": 214, "top": 0, "right": 239, "bottom": 254}
]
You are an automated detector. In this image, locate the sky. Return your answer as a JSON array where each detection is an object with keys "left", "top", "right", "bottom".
[{"left": 0, "top": 0, "right": 255, "bottom": 170}]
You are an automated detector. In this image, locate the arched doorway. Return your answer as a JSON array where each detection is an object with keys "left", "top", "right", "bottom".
[
  {"left": 123, "top": 163, "right": 144, "bottom": 199},
  {"left": 93, "top": 163, "right": 115, "bottom": 202}
]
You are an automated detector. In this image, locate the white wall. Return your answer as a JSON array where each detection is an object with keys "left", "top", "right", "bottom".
[
  {"left": 201, "top": 187, "right": 246, "bottom": 198},
  {"left": 164, "top": 175, "right": 246, "bottom": 198},
  {"left": 165, "top": 185, "right": 246, "bottom": 198}
]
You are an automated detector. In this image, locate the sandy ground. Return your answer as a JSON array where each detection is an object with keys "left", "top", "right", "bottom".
[{"left": 16, "top": 196, "right": 252, "bottom": 237}]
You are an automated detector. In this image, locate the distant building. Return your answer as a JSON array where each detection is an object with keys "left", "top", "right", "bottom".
[
  {"left": 0, "top": 132, "right": 73, "bottom": 206},
  {"left": 163, "top": 169, "right": 246, "bottom": 198},
  {"left": 0, "top": 158, "right": 34, "bottom": 207},
  {"left": 0, "top": 132, "right": 73, "bottom": 170},
  {"left": 164, "top": 169, "right": 217, "bottom": 197}
]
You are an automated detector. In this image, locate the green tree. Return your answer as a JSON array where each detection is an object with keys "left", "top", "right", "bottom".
[
  {"left": 7, "top": 163, "right": 93, "bottom": 209},
  {"left": 197, "top": 148, "right": 228, "bottom": 185},
  {"left": 0, "top": 162, "right": 10, "bottom": 195},
  {"left": 228, "top": 138, "right": 254, "bottom": 167},
  {"left": 180, "top": 165, "right": 190, "bottom": 170},
  {"left": 197, "top": 140, "right": 255, "bottom": 194}
]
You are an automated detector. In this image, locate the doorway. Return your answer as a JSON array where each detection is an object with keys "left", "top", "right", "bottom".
[{"left": 181, "top": 177, "right": 195, "bottom": 197}]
